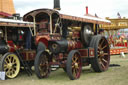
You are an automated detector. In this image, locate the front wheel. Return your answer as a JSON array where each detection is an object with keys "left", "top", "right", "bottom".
[
  {"left": 66, "top": 50, "right": 82, "bottom": 80},
  {"left": 34, "top": 51, "right": 50, "bottom": 79},
  {"left": 0, "top": 52, "right": 20, "bottom": 79}
]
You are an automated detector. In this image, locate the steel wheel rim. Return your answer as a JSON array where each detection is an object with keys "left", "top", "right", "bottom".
[
  {"left": 39, "top": 54, "right": 49, "bottom": 77},
  {"left": 98, "top": 37, "right": 110, "bottom": 71},
  {"left": 3, "top": 54, "right": 20, "bottom": 78},
  {"left": 72, "top": 53, "right": 81, "bottom": 79}
]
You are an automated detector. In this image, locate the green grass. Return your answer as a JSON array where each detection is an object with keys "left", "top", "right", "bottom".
[{"left": 1, "top": 54, "right": 128, "bottom": 85}]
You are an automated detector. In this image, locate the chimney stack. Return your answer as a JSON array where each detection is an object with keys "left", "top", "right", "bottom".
[
  {"left": 86, "top": 6, "right": 88, "bottom": 15},
  {"left": 54, "top": 0, "right": 61, "bottom": 10}
]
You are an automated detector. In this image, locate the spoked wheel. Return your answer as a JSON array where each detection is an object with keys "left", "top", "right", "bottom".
[
  {"left": 66, "top": 50, "right": 82, "bottom": 80},
  {"left": 34, "top": 51, "right": 50, "bottom": 79},
  {"left": 90, "top": 35, "right": 110, "bottom": 72},
  {"left": 0, "top": 52, "right": 20, "bottom": 79}
]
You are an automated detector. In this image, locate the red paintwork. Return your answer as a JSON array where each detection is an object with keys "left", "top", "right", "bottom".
[
  {"left": 7, "top": 41, "right": 22, "bottom": 52},
  {"left": 79, "top": 48, "right": 94, "bottom": 58},
  {"left": 67, "top": 40, "right": 83, "bottom": 51},
  {"left": 36, "top": 34, "right": 50, "bottom": 48},
  {"left": 0, "top": 11, "right": 12, "bottom": 17},
  {"left": 21, "top": 50, "right": 36, "bottom": 61},
  {"left": 89, "top": 48, "right": 94, "bottom": 58},
  {"left": 36, "top": 33, "right": 61, "bottom": 48},
  {"left": 7, "top": 41, "right": 16, "bottom": 52},
  {"left": 79, "top": 49, "right": 88, "bottom": 57}
]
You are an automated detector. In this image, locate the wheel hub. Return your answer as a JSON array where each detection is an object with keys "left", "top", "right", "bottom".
[
  {"left": 74, "top": 63, "right": 78, "bottom": 68},
  {"left": 100, "top": 51, "right": 104, "bottom": 54},
  {"left": 99, "top": 50, "right": 104, "bottom": 57},
  {"left": 8, "top": 63, "right": 13, "bottom": 69}
]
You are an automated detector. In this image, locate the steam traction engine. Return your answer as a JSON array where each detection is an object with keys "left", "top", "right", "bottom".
[
  {"left": 0, "top": 18, "right": 35, "bottom": 79},
  {"left": 23, "top": 6, "right": 110, "bottom": 80}
]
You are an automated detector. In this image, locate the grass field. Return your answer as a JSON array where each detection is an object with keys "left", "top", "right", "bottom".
[{"left": 1, "top": 54, "right": 128, "bottom": 85}]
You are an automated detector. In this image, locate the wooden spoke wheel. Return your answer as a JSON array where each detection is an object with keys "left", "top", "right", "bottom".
[
  {"left": 0, "top": 52, "right": 20, "bottom": 79},
  {"left": 66, "top": 50, "right": 82, "bottom": 80},
  {"left": 90, "top": 35, "right": 110, "bottom": 72},
  {"left": 34, "top": 51, "right": 50, "bottom": 79}
]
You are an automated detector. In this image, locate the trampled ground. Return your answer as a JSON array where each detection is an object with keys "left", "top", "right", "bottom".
[{"left": 1, "top": 54, "right": 128, "bottom": 85}]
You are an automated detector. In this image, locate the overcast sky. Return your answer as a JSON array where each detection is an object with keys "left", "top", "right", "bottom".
[{"left": 13, "top": 0, "right": 128, "bottom": 18}]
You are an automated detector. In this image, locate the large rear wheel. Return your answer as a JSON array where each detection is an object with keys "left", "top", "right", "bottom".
[
  {"left": 90, "top": 35, "right": 110, "bottom": 72},
  {"left": 34, "top": 51, "right": 50, "bottom": 79},
  {"left": 0, "top": 52, "right": 20, "bottom": 79},
  {"left": 66, "top": 50, "right": 82, "bottom": 80}
]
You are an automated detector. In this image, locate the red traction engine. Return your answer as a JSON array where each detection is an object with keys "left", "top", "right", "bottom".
[
  {"left": 46, "top": 26, "right": 110, "bottom": 80},
  {"left": 24, "top": 8, "right": 110, "bottom": 80}
]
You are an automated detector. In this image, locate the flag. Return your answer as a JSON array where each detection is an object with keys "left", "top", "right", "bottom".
[
  {"left": 117, "top": 12, "right": 121, "bottom": 19},
  {"left": 95, "top": 13, "right": 98, "bottom": 17}
]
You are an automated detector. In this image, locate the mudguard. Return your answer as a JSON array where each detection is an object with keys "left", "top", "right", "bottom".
[{"left": 37, "top": 42, "right": 46, "bottom": 52}]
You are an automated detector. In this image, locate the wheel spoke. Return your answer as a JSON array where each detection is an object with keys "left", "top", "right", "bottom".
[
  {"left": 101, "top": 44, "right": 108, "bottom": 50},
  {"left": 12, "top": 70, "right": 15, "bottom": 74},
  {"left": 12, "top": 68, "right": 16, "bottom": 72},
  {"left": 6, "top": 69, "right": 11, "bottom": 75},
  {"left": 72, "top": 58, "right": 75, "bottom": 63},
  {"left": 5, "top": 58, "right": 9, "bottom": 63},
  {"left": 98, "top": 46, "right": 102, "bottom": 50},
  {"left": 7, "top": 57, "right": 11, "bottom": 63},
  {"left": 72, "top": 68, "right": 76, "bottom": 77},
  {"left": 103, "top": 53, "right": 108, "bottom": 56},
  {"left": 98, "top": 54, "right": 101, "bottom": 57},
  {"left": 99, "top": 39, "right": 105, "bottom": 48},
  {"left": 72, "top": 57, "right": 78, "bottom": 63},
  {"left": 74, "top": 57, "right": 78, "bottom": 62},
  {"left": 12, "top": 58, "right": 16, "bottom": 64},
  {"left": 41, "top": 70, "right": 46, "bottom": 76},
  {"left": 40, "top": 63, "right": 45, "bottom": 67},
  {"left": 4, "top": 60, "right": 8, "bottom": 64},
  {"left": 100, "top": 39, "right": 105, "bottom": 46},
  {"left": 75, "top": 69, "right": 78, "bottom": 76},
  {"left": 4, "top": 67, "right": 8, "bottom": 71},
  {"left": 10, "top": 56, "right": 13, "bottom": 63},
  {"left": 72, "top": 65, "right": 75, "bottom": 68},
  {"left": 102, "top": 58, "right": 108, "bottom": 64},
  {"left": 13, "top": 65, "right": 17, "bottom": 68},
  {"left": 4, "top": 64, "right": 7, "bottom": 68},
  {"left": 101, "top": 62, "right": 105, "bottom": 69},
  {"left": 10, "top": 70, "right": 13, "bottom": 76}
]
